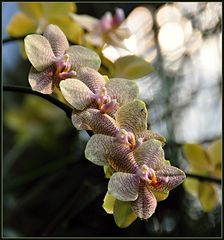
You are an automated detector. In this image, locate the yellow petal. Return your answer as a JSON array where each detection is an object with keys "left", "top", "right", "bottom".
[
  {"left": 183, "top": 177, "right": 200, "bottom": 197},
  {"left": 206, "top": 139, "right": 222, "bottom": 167},
  {"left": 18, "top": 2, "right": 43, "bottom": 19},
  {"left": 7, "top": 13, "right": 36, "bottom": 37},
  {"left": 102, "top": 192, "right": 116, "bottom": 214}
]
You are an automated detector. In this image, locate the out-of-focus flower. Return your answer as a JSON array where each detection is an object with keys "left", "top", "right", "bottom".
[
  {"left": 69, "top": 8, "right": 130, "bottom": 48},
  {"left": 183, "top": 139, "right": 222, "bottom": 212},
  {"left": 59, "top": 70, "right": 139, "bottom": 134},
  {"left": 107, "top": 139, "right": 185, "bottom": 219},
  {"left": 7, "top": 2, "right": 82, "bottom": 44},
  {"left": 25, "top": 24, "right": 101, "bottom": 94}
]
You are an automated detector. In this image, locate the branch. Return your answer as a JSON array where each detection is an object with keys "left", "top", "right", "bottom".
[
  {"left": 185, "top": 173, "right": 221, "bottom": 184},
  {"left": 3, "top": 36, "right": 26, "bottom": 44}
]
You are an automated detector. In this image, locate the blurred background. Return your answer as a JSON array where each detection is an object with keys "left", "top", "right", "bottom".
[{"left": 3, "top": 2, "right": 222, "bottom": 237}]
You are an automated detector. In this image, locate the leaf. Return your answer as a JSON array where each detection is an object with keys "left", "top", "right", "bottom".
[
  {"left": 113, "top": 199, "right": 137, "bottom": 228},
  {"left": 182, "top": 144, "right": 211, "bottom": 172},
  {"left": 198, "top": 182, "right": 218, "bottom": 212},
  {"left": 102, "top": 192, "right": 116, "bottom": 214},
  {"left": 183, "top": 177, "right": 199, "bottom": 197},
  {"left": 114, "top": 55, "right": 154, "bottom": 79},
  {"left": 206, "top": 139, "right": 222, "bottom": 167}
]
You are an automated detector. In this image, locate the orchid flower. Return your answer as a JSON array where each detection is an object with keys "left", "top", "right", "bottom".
[
  {"left": 24, "top": 24, "right": 101, "bottom": 94},
  {"left": 59, "top": 69, "right": 139, "bottom": 135}
]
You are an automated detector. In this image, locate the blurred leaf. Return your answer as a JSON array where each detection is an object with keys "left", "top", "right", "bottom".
[
  {"left": 114, "top": 55, "right": 154, "bottom": 79},
  {"left": 182, "top": 144, "right": 211, "bottom": 172},
  {"left": 198, "top": 182, "right": 218, "bottom": 212},
  {"left": 206, "top": 139, "right": 222, "bottom": 167},
  {"left": 183, "top": 177, "right": 200, "bottom": 197},
  {"left": 102, "top": 191, "right": 116, "bottom": 214},
  {"left": 113, "top": 200, "right": 137, "bottom": 228}
]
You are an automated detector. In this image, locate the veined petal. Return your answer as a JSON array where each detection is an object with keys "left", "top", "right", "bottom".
[
  {"left": 28, "top": 66, "right": 54, "bottom": 94},
  {"left": 18, "top": 2, "right": 43, "bottom": 19},
  {"left": 43, "top": 24, "right": 69, "bottom": 57},
  {"left": 77, "top": 67, "right": 105, "bottom": 93},
  {"left": 115, "top": 99, "right": 147, "bottom": 135},
  {"left": 108, "top": 172, "right": 140, "bottom": 201},
  {"left": 134, "top": 139, "right": 165, "bottom": 170},
  {"left": 72, "top": 109, "right": 118, "bottom": 135},
  {"left": 60, "top": 79, "right": 95, "bottom": 110},
  {"left": 66, "top": 45, "right": 101, "bottom": 71},
  {"left": 106, "top": 78, "right": 139, "bottom": 106},
  {"left": 24, "top": 34, "right": 55, "bottom": 71},
  {"left": 137, "top": 129, "right": 166, "bottom": 145},
  {"left": 132, "top": 183, "right": 157, "bottom": 219},
  {"left": 85, "top": 134, "right": 114, "bottom": 166},
  {"left": 155, "top": 165, "right": 186, "bottom": 192},
  {"left": 6, "top": 13, "right": 36, "bottom": 37}
]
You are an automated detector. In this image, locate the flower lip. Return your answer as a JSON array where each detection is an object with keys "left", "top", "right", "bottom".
[{"left": 137, "top": 164, "right": 158, "bottom": 185}]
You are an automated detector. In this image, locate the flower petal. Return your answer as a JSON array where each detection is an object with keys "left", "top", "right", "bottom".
[
  {"left": 72, "top": 109, "right": 118, "bottom": 135},
  {"left": 85, "top": 134, "right": 114, "bottom": 166},
  {"left": 77, "top": 67, "right": 105, "bottom": 93},
  {"left": 43, "top": 24, "right": 69, "bottom": 57},
  {"left": 115, "top": 99, "right": 147, "bottom": 135},
  {"left": 60, "top": 79, "right": 95, "bottom": 110},
  {"left": 137, "top": 129, "right": 166, "bottom": 145},
  {"left": 41, "top": 2, "right": 75, "bottom": 17},
  {"left": 155, "top": 165, "right": 186, "bottom": 192},
  {"left": 28, "top": 66, "right": 54, "bottom": 94},
  {"left": 18, "top": 2, "right": 43, "bottom": 19},
  {"left": 134, "top": 139, "right": 165, "bottom": 170},
  {"left": 6, "top": 13, "right": 36, "bottom": 37},
  {"left": 24, "top": 34, "right": 55, "bottom": 71},
  {"left": 108, "top": 172, "right": 139, "bottom": 201},
  {"left": 66, "top": 45, "right": 101, "bottom": 71},
  {"left": 106, "top": 78, "right": 139, "bottom": 106},
  {"left": 131, "top": 184, "right": 157, "bottom": 219}
]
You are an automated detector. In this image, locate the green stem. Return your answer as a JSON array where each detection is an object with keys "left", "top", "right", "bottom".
[{"left": 185, "top": 173, "right": 221, "bottom": 184}]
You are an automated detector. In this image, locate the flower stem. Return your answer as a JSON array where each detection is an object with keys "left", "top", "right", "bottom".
[
  {"left": 3, "top": 36, "right": 26, "bottom": 44},
  {"left": 185, "top": 173, "right": 221, "bottom": 184}
]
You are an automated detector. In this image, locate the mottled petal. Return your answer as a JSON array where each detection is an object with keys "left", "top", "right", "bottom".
[
  {"left": 24, "top": 34, "right": 55, "bottom": 71},
  {"left": 85, "top": 134, "right": 114, "bottom": 166},
  {"left": 106, "top": 78, "right": 139, "bottom": 106},
  {"left": 28, "top": 66, "right": 54, "bottom": 94},
  {"left": 66, "top": 45, "right": 101, "bottom": 71},
  {"left": 108, "top": 172, "right": 140, "bottom": 201},
  {"left": 77, "top": 67, "right": 105, "bottom": 93},
  {"left": 115, "top": 99, "right": 147, "bottom": 135},
  {"left": 43, "top": 24, "right": 69, "bottom": 57},
  {"left": 134, "top": 139, "right": 165, "bottom": 170},
  {"left": 72, "top": 109, "right": 118, "bottom": 135},
  {"left": 137, "top": 129, "right": 166, "bottom": 145},
  {"left": 131, "top": 183, "right": 157, "bottom": 219},
  {"left": 60, "top": 79, "right": 95, "bottom": 110},
  {"left": 155, "top": 165, "right": 186, "bottom": 192}
]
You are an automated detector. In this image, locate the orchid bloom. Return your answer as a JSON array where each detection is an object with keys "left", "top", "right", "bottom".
[
  {"left": 24, "top": 24, "right": 101, "bottom": 94},
  {"left": 108, "top": 139, "right": 186, "bottom": 219},
  {"left": 59, "top": 69, "right": 139, "bottom": 135},
  {"left": 85, "top": 99, "right": 166, "bottom": 171}
]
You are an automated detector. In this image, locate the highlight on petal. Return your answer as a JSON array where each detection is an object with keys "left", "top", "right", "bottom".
[
  {"left": 6, "top": 13, "right": 36, "bottom": 37},
  {"left": 24, "top": 34, "right": 55, "bottom": 71},
  {"left": 43, "top": 24, "right": 69, "bottom": 57},
  {"left": 18, "top": 2, "right": 43, "bottom": 19},
  {"left": 72, "top": 109, "right": 118, "bottom": 135},
  {"left": 115, "top": 99, "right": 147, "bottom": 135},
  {"left": 106, "top": 78, "right": 139, "bottom": 106},
  {"left": 108, "top": 172, "right": 139, "bottom": 201},
  {"left": 134, "top": 139, "right": 164, "bottom": 170},
  {"left": 155, "top": 165, "right": 186, "bottom": 192},
  {"left": 60, "top": 79, "right": 95, "bottom": 110},
  {"left": 113, "top": 200, "right": 137, "bottom": 228},
  {"left": 102, "top": 191, "right": 116, "bottom": 214},
  {"left": 77, "top": 67, "right": 106, "bottom": 93},
  {"left": 66, "top": 46, "right": 101, "bottom": 71},
  {"left": 131, "top": 184, "right": 157, "bottom": 219},
  {"left": 85, "top": 134, "right": 114, "bottom": 166},
  {"left": 28, "top": 66, "right": 54, "bottom": 94}
]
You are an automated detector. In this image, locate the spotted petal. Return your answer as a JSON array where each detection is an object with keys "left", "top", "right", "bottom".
[
  {"left": 155, "top": 165, "right": 186, "bottom": 192},
  {"left": 24, "top": 34, "right": 55, "bottom": 71},
  {"left": 134, "top": 139, "right": 165, "bottom": 170},
  {"left": 131, "top": 183, "right": 157, "bottom": 219},
  {"left": 66, "top": 46, "right": 101, "bottom": 71},
  {"left": 77, "top": 67, "right": 105, "bottom": 93},
  {"left": 115, "top": 99, "right": 147, "bottom": 135},
  {"left": 43, "top": 24, "right": 69, "bottom": 57},
  {"left": 72, "top": 109, "right": 117, "bottom": 135},
  {"left": 108, "top": 172, "right": 140, "bottom": 201},
  {"left": 106, "top": 78, "right": 139, "bottom": 106},
  {"left": 28, "top": 66, "right": 54, "bottom": 94},
  {"left": 60, "top": 79, "right": 95, "bottom": 110},
  {"left": 137, "top": 129, "right": 166, "bottom": 145}
]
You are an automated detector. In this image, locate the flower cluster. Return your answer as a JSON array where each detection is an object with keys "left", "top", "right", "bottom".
[{"left": 25, "top": 24, "right": 185, "bottom": 226}]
